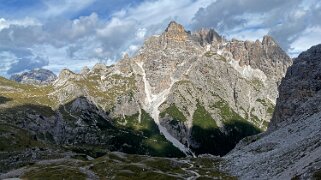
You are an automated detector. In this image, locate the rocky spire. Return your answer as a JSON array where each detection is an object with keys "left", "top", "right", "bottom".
[
  {"left": 58, "top": 68, "right": 76, "bottom": 80},
  {"left": 164, "top": 21, "right": 188, "bottom": 42},
  {"left": 262, "top": 35, "right": 277, "bottom": 47},
  {"left": 192, "top": 28, "right": 222, "bottom": 46},
  {"left": 80, "top": 66, "right": 90, "bottom": 75}
]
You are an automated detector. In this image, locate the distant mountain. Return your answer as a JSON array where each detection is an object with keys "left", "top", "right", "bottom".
[{"left": 10, "top": 69, "right": 57, "bottom": 85}]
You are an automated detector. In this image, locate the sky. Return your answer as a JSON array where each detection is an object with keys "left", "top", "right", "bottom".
[{"left": 0, "top": 0, "right": 320, "bottom": 77}]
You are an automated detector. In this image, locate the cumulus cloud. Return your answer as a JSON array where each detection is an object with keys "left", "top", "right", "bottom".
[
  {"left": 0, "top": 0, "right": 214, "bottom": 77},
  {"left": 192, "top": 0, "right": 321, "bottom": 55},
  {"left": 0, "top": 0, "right": 320, "bottom": 77},
  {"left": 0, "top": 52, "right": 18, "bottom": 77},
  {"left": 7, "top": 56, "right": 49, "bottom": 75},
  {"left": 290, "top": 26, "right": 321, "bottom": 56},
  {"left": 41, "top": 0, "right": 96, "bottom": 18},
  {"left": 0, "top": 49, "right": 48, "bottom": 77},
  {"left": 94, "top": 0, "right": 213, "bottom": 59},
  {"left": 0, "top": 17, "right": 41, "bottom": 31}
]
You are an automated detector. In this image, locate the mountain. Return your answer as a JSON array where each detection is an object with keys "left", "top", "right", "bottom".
[
  {"left": 128, "top": 21, "right": 291, "bottom": 155},
  {"left": 2, "top": 44, "right": 320, "bottom": 180},
  {"left": 222, "top": 44, "right": 321, "bottom": 179},
  {"left": 10, "top": 69, "right": 57, "bottom": 85},
  {"left": 0, "top": 21, "right": 292, "bottom": 175}
]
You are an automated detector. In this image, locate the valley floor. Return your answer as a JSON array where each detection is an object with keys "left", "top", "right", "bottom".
[{"left": 1, "top": 152, "right": 236, "bottom": 179}]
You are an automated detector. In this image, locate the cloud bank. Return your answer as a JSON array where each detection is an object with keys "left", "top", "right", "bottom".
[
  {"left": 192, "top": 0, "right": 321, "bottom": 56},
  {"left": 0, "top": 0, "right": 320, "bottom": 77}
]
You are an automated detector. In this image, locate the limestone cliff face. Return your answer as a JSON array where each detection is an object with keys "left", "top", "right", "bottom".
[
  {"left": 270, "top": 44, "right": 321, "bottom": 130},
  {"left": 164, "top": 21, "right": 188, "bottom": 42},
  {"left": 223, "top": 44, "right": 321, "bottom": 179},
  {"left": 123, "top": 21, "right": 291, "bottom": 155}
]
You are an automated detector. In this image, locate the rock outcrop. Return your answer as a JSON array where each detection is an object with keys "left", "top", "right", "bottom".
[
  {"left": 270, "top": 44, "right": 321, "bottom": 130},
  {"left": 10, "top": 69, "right": 57, "bottom": 85},
  {"left": 223, "top": 44, "right": 321, "bottom": 179},
  {"left": 164, "top": 21, "right": 188, "bottom": 42}
]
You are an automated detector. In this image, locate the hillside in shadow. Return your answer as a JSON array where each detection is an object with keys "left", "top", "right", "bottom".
[
  {"left": 0, "top": 96, "right": 185, "bottom": 157},
  {"left": 191, "top": 120, "right": 261, "bottom": 156},
  {"left": 0, "top": 96, "right": 12, "bottom": 104}
]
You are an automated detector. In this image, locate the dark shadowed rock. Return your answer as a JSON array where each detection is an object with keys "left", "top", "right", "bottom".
[
  {"left": 192, "top": 28, "right": 222, "bottom": 46},
  {"left": 270, "top": 44, "right": 321, "bottom": 130},
  {"left": 224, "top": 44, "right": 321, "bottom": 179}
]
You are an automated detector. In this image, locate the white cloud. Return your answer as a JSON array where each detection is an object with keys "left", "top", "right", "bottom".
[
  {"left": 289, "top": 26, "right": 321, "bottom": 56},
  {"left": 226, "top": 28, "right": 268, "bottom": 42},
  {"left": 93, "top": 0, "right": 214, "bottom": 58},
  {"left": 136, "top": 28, "right": 146, "bottom": 39},
  {"left": 41, "top": 0, "right": 95, "bottom": 18},
  {"left": 0, "top": 17, "right": 41, "bottom": 31},
  {"left": 120, "top": 0, "right": 212, "bottom": 27},
  {"left": 192, "top": 0, "right": 321, "bottom": 53},
  {"left": 1, "top": 0, "right": 321, "bottom": 77},
  {"left": 0, "top": 52, "right": 19, "bottom": 77},
  {"left": 0, "top": 0, "right": 215, "bottom": 77}
]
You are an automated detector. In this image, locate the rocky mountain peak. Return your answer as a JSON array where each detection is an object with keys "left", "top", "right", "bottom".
[
  {"left": 165, "top": 21, "right": 185, "bottom": 33},
  {"left": 225, "top": 35, "right": 292, "bottom": 78},
  {"left": 262, "top": 35, "right": 278, "bottom": 47},
  {"left": 92, "top": 63, "right": 107, "bottom": 73},
  {"left": 58, "top": 68, "right": 75, "bottom": 80},
  {"left": 10, "top": 68, "right": 57, "bottom": 85},
  {"left": 164, "top": 21, "right": 188, "bottom": 42},
  {"left": 192, "top": 28, "right": 222, "bottom": 46},
  {"left": 80, "top": 66, "right": 90, "bottom": 75}
]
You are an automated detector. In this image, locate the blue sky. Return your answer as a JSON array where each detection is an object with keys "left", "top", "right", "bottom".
[{"left": 0, "top": 0, "right": 320, "bottom": 77}]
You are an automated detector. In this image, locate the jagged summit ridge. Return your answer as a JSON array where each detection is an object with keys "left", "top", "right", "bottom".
[
  {"left": 165, "top": 21, "right": 186, "bottom": 33},
  {"left": 192, "top": 28, "right": 223, "bottom": 46},
  {"left": 262, "top": 35, "right": 278, "bottom": 46},
  {"left": 163, "top": 21, "right": 189, "bottom": 44}
]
